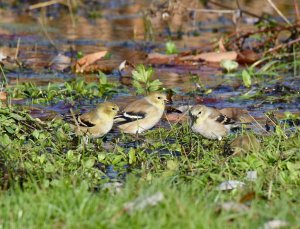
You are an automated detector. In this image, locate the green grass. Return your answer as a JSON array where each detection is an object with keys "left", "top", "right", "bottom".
[
  {"left": 0, "top": 105, "right": 299, "bottom": 228},
  {"left": 1, "top": 174, "right": 299, "bottom": 229}
]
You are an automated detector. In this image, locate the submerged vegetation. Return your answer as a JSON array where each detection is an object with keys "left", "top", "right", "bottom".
[
  {"left": 0, "top": 0, "right": 300, "bottom": 228},
  {"left": 8, "top": 73, "right": 123, "bottom": 103}
]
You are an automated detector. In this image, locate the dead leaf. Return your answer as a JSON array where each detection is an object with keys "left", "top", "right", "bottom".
[
  {"left": 124, "top": 192, "right": 164, "bottom": 213},
  {"left": 239, "top": 191, "right": 256, "bottom": 203},
  {"left": 175, "top": 105, "right": 193, "bottom": 113},
  {"left": 118, "top": 60, "right": 127, "bottom": 71},
  {"left": 147, "top": 52, "right": 177, "bottom": 65},
  {"left": 218, "top": 37, "right": 227, "bottom": 52},
  {"left": 102, "top": 182, "right": 123, "bottom": 193},
  {"left": 261, "top": 220, "right": 288, "bottom": 229},
  {"left": 237, "top": 49, "right": 261, "bottom": 65},
  {"left": 217, "top": 180, "right": 245, "bottom": 191},
  {"left": 219, "top": 201, "right": 249, "bottom": 213},
  {"left": 79, "top": 59, "right": 120, "bottom": 74},
  {"left": 49, "top": 53, "right": 71, "bottom": 71},
  {"left": 246, "top": 171, "right": 257, "bottom": 181},
  {"left": 75, "top": 51, "right": 107, "bottom": 73},
  {"left": 180, "top": 51, "right": 237, "bottom": 63},
  {"left": 0, "top": 91, "right": 7, "bottom": 100},
  {"left": 164, "top": 113, "right": 187, "bottom": 123},
  {"left": 0, "top": 51, "right": 7, "bottom": 61}
]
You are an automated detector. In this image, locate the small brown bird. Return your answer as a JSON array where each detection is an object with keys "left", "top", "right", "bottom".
[
  {"left": 114, "top": 92, "right": 168, "bottom": 134},
  {"left": 189, "top": 105, "right": 235, "bottom": 140},
  {"left": 229, "top": 134, "right": 261, "bottom": 155},
  {"left": 69, "top": 102, "right": 119, "bottom": 138}
]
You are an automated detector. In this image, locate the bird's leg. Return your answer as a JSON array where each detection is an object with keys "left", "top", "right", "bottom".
[
  {"left": 135, "top": 131, "right": 140, "bottom": 140},
  {"left": 84, "top": 136, "right": 89, "bottom": 145},
  {"left": 80, "top": 136, "right": 89, "bottom": 152}
]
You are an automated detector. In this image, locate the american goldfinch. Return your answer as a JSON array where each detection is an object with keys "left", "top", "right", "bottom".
[
  {"left": 69, "top": 102, "right": 119, "bottom": 138},
  {"left": 114, "top": 92, "right": 168, "bottom": 134},
  {"left": 229, "top": 134, "right": 261, "bottom": 155},
  {"left": 189, "top": 105, "right": 235, "bottom": 140}
]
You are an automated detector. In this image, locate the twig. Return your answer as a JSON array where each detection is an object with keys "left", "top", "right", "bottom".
[
  {"left": 15, "top": 38, "right": 20, "bottom": 60},
  {"left": 29, "top": 0, "right": 65, "bottom": 10},
  {"left": 207, "top": 0, "right": 264, "bottom": 20},
  {"left": 29, "top": 0, "right": 76, "bottom": 28},
  {"left": 0, "top": 65, "right": 8, "bottom": 86},
  {"left": 264, "top": 37, "right": 300, "bottom": 54},
  {"left": 266, "top": 0, "right": 292, "bottom": 25},
  {"left": 294, "top": 0, "right": 300, "bottom": 23},
  {"left": 226, "top": 24, "right": 300, "bottom": 49},
  {"left": 187, "top": 8, "right": 235, "bottom": 14},
  {"left": 67, "top": 0, "right": 76, "bottom": 28},
  {"left": 70, "top": 108, "right": 80, "bottom": 128},
  {"left": 247, "top": 112, "right": 269, "bottom": 134},
  {"left": 37, "top": 16, "right": 58, "bottom": 50},
  {"left": 267, "top": 180, "right": 273, "bottom": 200}
]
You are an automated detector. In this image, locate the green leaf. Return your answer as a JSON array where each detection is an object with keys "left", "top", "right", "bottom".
[
  {"left": 132, "top": 65, "right": 154, "bottom": 83},
  {"left": 98, "top": 72, "right": 108, "bottom": 84},
  {"left": 148, "top": 79, "right": 163, "bottom": 92},
  {"left": 220, "top": 59, "right": 239, "bottom": 73},
  {"left": 66, "top": 150, "right": 75, "bottom": 161},
  {"left": 44, "top": 162, "right": 56, "bottom": 173},
  {"left": 0, "top": 134, "right": 11, "bottom": 145},
  {"left": 242, "top": 70, "right": 252, "bottom": 88},
  {"left": 167, "top": 160, "right": 178, "bottom": 171},
  {"left": 38, "top": 154, "right": 46, "bottom": 164},
  {"left": 166, "top": 41, "right": 178, "bottom": 55},
  {"left": 10, "top": 113, "right": 25, "bottom": 121},
  {"left": 98, "top": 153, "right": 106, "bottom": 162},
  {"left": 32, "top": 130, "right": 40, "bottom": 139},
  {"left": 112, "top": 155, "right": 124, "bottom": 165},
  {"left": 128, "top": 148, "right": 136, "bottom": 164},
  {"left": 83, "top": 158, "right": 95, "bottom": 169},
  {"left": 5, "top": 126, "right": 15, "bottom": 134}
]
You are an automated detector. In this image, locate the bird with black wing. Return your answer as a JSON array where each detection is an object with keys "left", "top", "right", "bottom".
[{"left": 114, "top": 92, "right": 168, "bottom": 134}]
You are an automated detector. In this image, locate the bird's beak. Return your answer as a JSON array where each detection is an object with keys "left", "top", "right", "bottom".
[
  {"left": 165, "top": 98, "right": 172, "bottom": 104},
  {"left": 189, "top": 111, "right": 197, "bottom": 125}
]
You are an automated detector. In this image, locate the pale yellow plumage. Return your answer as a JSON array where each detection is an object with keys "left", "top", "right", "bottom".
[
  {"left": 70, "top": 102, "right": 119, "bottom": 138},
  {"left": 115, "top": 92, "right": 168, "bottom": 134},
  {"left": 189, "top": 105, "right": 235, "bottom": 140}
]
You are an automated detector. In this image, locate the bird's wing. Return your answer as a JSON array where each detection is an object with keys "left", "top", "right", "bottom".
[
  {"left": 114, "top": 98, "right": 148, "bottom": 124},
  {"left": 78, "top": 113, "right": 97, "bottom": 127},
  {"left": 64, "top": 109, "right": 98, "bottom": 127},
  {"left": 214, "top": 114, "right": 235, "bottom": 125},
  {"left": 114, "top": 111, "right": 146, "bottom": 125},
  {"left": 208, "top": 108, "right": 235, "bottom": 125}
]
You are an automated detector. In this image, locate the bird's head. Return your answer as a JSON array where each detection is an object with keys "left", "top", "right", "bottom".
[
  {"left": 146, "top": 92, "right": 168, "bottom": 109},
  {"left": 189, "top": 105, "right": 209, "bottom": 125},
  {"left": 97, "top": 102, "right": 119, "bottom": 117}
]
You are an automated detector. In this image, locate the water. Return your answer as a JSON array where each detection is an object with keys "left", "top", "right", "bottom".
[{"left": 0, "top": 0, "right": 298, "bottom": 118}]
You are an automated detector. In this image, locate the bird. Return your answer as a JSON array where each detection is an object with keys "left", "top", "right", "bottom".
[
  {"left": 189, "top": 105, "right": 235, "bottom": 140},
  {"left": 114, "top": 92, "right": 168, "bottom": 134},
  {"left": 68, "top": 102, "right": 119, "bottom": 138}
]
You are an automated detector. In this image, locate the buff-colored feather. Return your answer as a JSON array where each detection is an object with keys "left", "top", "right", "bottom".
[
  {"left": 189, "top": 105, "right": 234, "bottom": 140},
  {"left": 70, "top": 102, "right": 119, "bottom": 138},
  {"left": 115, "top": 92, "right": 168, "bottom": 134}
]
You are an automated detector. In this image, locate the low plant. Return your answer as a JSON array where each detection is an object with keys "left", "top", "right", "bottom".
[
  {"left": 165, "top": 41, "right": 178, "bottom": 55},
  {"left": 131, "top": 64, "right": 163, "bottom": 95},
  {"left": 8, "top": 72, "right": 122, "bottom": 103}
]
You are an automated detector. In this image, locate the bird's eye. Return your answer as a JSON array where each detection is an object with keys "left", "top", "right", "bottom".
[
  {"left": 157, "top": 96, "right": 162, "bottom": 99},
  {"left": 198, "top": 111, "right": 202, "bottom": 115},
  {"left": 112, "top": 107, "right": 116, "bottom": 110}
]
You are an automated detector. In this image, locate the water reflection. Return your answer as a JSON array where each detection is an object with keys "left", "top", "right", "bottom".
[{"left": 0, "top": 0, "right": 297, "bottom": 118}]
